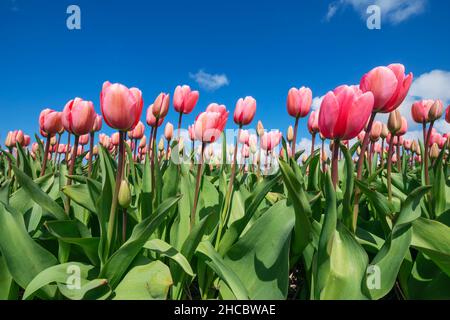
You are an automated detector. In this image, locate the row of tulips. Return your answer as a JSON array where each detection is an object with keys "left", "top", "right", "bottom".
[{"left": 0, "top": 63, "right": 449, "bottom": 300}]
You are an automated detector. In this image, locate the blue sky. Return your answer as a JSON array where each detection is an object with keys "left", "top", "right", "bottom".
[{"left": 1, "top": 0, "right": 450, "bottom": 148}]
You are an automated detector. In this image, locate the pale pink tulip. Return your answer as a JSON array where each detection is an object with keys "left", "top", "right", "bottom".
[
  {"left": 234, "top": 96, "right": 256, "bottom": 126},
  {"left": 62, "top": 98, "right": 96, "bottom": 135},
  {"left": 173, "top": 85, "right": 199, "bottom": 114},
  {"left": 287, "top": 87, "right": 312, "bottom": 118}
]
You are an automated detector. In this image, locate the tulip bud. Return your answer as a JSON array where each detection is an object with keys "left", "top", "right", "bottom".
[
  {"left": 380, "top": 124, "right": 389, "bottom": 139},
  {"left": 411, "top": 140, "right": 418, "bottom": 154},
  {"left": 321, "top": 150, "right": 328, "bottom": 162},
  {"left": 118, "top": 180, "right": 132, "bottom": 208},
  {"left": 287, "top": 126, "right": 294, "bottom": 142},
  {"left": 302, "top": 154, "right": 308, "bottom": 164},
  {"left": 387, "top": 110, "right": 402, "bottom": 134},
  {"left": 428, "top": 100, "right": 444, "bottom": 122},
  {"left": 158, "top": 138, "right": 165, "bottom": 151},
  {"left": 50, "top": 136, "right": 57, "bottom": 146},
  {"left": 257, "top": 121, "right": 264, "bottom": 137},
  {"left": 430, "top": 143, "right": 440, "bottom": 159}
]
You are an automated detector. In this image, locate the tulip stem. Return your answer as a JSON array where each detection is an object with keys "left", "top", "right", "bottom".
[
  {"left": 133, "top": 138, "right": 138, "bottom": 162},
  {"left": 321, "top": 138, "right": 325, "bottom": 172},
  {"left": 122, "top": 208, "right": 127, "bottom": 244},
  {"left": 88, "top": 132, "right": 94, "bottom": 178},
  {"left": 292, "top": 117, "right": 299, "bottom": 159},
  {"left": 191, "top": 142, "right": 205, "bottom": 230},
  {"left": 65, "top": 135, "right": 79, "bottom": 215},
  {"left": 387, "top": 139, "right": 394, "bottom": 203},
  {"left": 148, "top": 127, "right": 154, "bottom": 159},
  {"left": 310, "top": 132, "right": 316, "bottom": 161},
  {"left": 396, "top": 142, "right": 402, "bottom": 172},
  {"left": 368, "top": 141, "right": 374, "bottom": 175},
  {"left": 150, "top": 125, "right": 158, "bottom": 197},
  {"left": 65, "top": 133, "right": 71, "bottom": 164},
  {"left": 424, "top": 121, "right": 434, "bottom": 186},
  {"left": 166, "top": 139, "right": 171, "bottom": 161},
  {"left": 106, "top": 132, "right": 125, "bottom": 255},
  {"left": 352, "top": 112, "right": 376, "bottom": 231},
  {"left": 331, "top": 139, "right": 340, "bottom": 189},
  {"left": 53, "top": 133, "right": 61, "bottom": 169},
  {"left": 41, "top": 136, "right": 51, "bottom": 177},
  {"left": 177, "top": 112, "right": 183, "bottom": 141},
  {"left": 380, "top": 139, "right": 385, "bottom": 169},
  {"left": 216, "top": 127, "right": 241, "bottom": 248}
]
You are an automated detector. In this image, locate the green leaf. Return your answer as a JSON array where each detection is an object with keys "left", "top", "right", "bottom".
[
  {"left": 196, "top": 241, "right": 249, "bottom": 300},
  {"left": 0, "top": 202, "right": 58, "bottom": 298},
  {"left": 62, "top": 184, "right": 97, "bottom": 213},
  {"left": 23, "top": 262, "right": 96, "bottom": 300},
  {"left": 113, "top": 260, "right": 172, "bottom": 300},
  {"left": 221, "top": 200, "right": 295, "bottom": 300},
  {"left": 100, "top": 196, "right": 181, "bottom": 288},
  {"left": 144, "top": 239, "right": 194, "bottom": 277},
  {"left": 12, "top": 166, "right": 67, "bottom": 221}
]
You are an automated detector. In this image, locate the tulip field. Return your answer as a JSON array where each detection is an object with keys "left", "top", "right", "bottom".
[{"left": 1, "top": 64, "right": 450, "bottom": 301}]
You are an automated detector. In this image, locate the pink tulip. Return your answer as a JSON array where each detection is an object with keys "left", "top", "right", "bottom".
[
  {"left": 100, "top": 81, "right": 143, "bottom": 131},
  {"left": 22, "top": 135, "right": 30, "bottom": 147},
  {"left": 241, "top": 144, "right": 250, "bottom": 158},
  {"left": 370, "top": 121, "right": 382, "bottom": 142},
  {"left": 411, "top": 100, "right": 435, "bottom": 123},
  {"left": 307, "top": 111, "right": 319, "bottom": 134},
  {"left": 360, "top": 64, "right": 413, "bottom": 113},
  {"left": 318, "top": 85, "right": 374, "bottom": 140},
  {"left": 39, "top": 109, "right": 63, "bottom": 136},
  {"left": 173, "top": 85, "right": 199, "bottom": 114},
  {"left": 92, "top": 114, "right": 103, "bottom": 132},
  {"left": 374, "top": 143, "right": 382, "bottom": 154},
  {"left": 234, "top": 96, "right": 256, "bottom": 126},
  {"left": 239, "top": 129, "right": 250, "bottom": 145},
  {"left": 164, "top": 122, "right": 174, "bottom": 141},
  {"left": 260, "top": 131, "right": 282, "bottom": 151},
  {"left": 446, "top": 105, "right": 450, "bottom": 123},
  {"left": 396, "top": 116, "right": 408, "bottom": 136},
  {"left": 129, "top": 121, "right": 145, "bottom": 139},
  {"left": 152, "top": 93, "right": 170, "bottom": 119},
  {"left": 146, "top": 105, "right": 164, "bottom": 127},
  {"left": 139, "top": 136, "right": 147, "bottom": 149},
  {"left": 287, "top": 87, "right": 312, "bottom": 118},
  {"left": 111, "top": 132, "right": 120, "bottom": 146},
  {"left": 358, "top": 131, "right": 366, "bottom": 142},
  {"left": 32, "top": 142, "right": 39, "bottom": 153},
  {"left": 403, "top": 139, "right": 412, "bottom": 150},
  {"left": 62, "top": 98, "right": 97, "bottom": 136},
  {"left": 78, "top": 133, "right": 90, "bottom": 145},
  {"left": 188, "top": 125, "right": 195, "bottom": 141},
  {"left": 194, "top": 105, "right": 229, "bottom": 143}
]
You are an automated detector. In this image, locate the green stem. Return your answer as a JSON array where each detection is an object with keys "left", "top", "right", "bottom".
[
  {"left": 41, "top": 136, "right": 51, "bottom": 177},
  {"left": 191, "top": 142, "right": 205, "bottom": 230}
]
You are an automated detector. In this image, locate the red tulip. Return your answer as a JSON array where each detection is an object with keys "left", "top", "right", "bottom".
[
  {"left": 287, "top": 87, "right": 312, "bottom": 118},
  {"left": 78, "top": 134, "right": 90, "bottom": 145},
  {"left": 194, "top": 105, "right": 229, "bottom": 143},
  {"left": 260, "top": 131, "right": 282, "bottom": 151},
  {"left": 62, "top": 98, "right": 96, "bottom": 135},
  {"left": 411, "top": 100, "right": 435, "bottom": 123},
  {"left": 173, "top": 85, "right": 199, "bottom": 114},
  {"left": 234, "top": 96, "right": 256, "bottom": 126},
  {"left": 100, "top": 81, "right": 143, "bottom": 131},
  {"left": 318, "top": 85, "right": 374, "bottom": 140},
  {"left": 360, "top": 64, "right": 413, "bottom": 113},
  {"left": 39, "top": 109, "right": 63, "bottom": 136},
  {"left": 307, "top": 111, "right": 319, "bottom": 134}
]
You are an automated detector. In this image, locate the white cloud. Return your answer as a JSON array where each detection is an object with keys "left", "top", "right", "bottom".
[
  {"left": 326, "top": 0, "right": 427, "bottom": 24},
  {"left": 312, "top": 95, "right": 325, "bottom": 111},
  {"left": 409, "top": 70, "right": 450, "bottom": 103},
  {"left": 434, "top": 120, "right": 450, "bottom": 135},
  {"left": 189, "top": 70, "right": 229, "bottom": 91}
]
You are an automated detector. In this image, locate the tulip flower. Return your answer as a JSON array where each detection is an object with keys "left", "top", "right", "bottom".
[
  {"left": 260, "top": 131, "right": 282, "bottom": 152},
  {"left": 307, "top": 110, "right": 320, "bottom": 157},
  {"left": 446, "top": 105, "right": 450, "bottom": 124},
  {"left": 173, "top": 85, "right": 199, "bottom": 139},
  {"left": 62, "top": 98, "right": 96, "bottom": 136},
  {"left": 40, "top": 109, "right": 63, "bottom": 136},
  {"left": 78, "top": 133, "right": 90, "bottom": 146},
  {"left": 152, "top": 93, "right": 170, "bottom": 119},
  {"left": 234, "top": 96, "right": 256, "bottom": 126},
  {"left": 318, "top": 85, "right": 374, "bottom": 188},
  {"left": 101, "top": 81, "right": 143, "bottom": 131},
  {"left": 287, "top": 87, "right": 312, "bottom": 156},
  {"left": 164, "top": 122, "right": 174, "bottom": 160},
  {"left": 369, "top": 121, "right": 382, "bottom": 142}
]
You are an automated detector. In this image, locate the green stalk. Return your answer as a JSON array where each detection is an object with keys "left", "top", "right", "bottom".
[{"left": 191, "top": 142, "right": 205, "bottom": 230}]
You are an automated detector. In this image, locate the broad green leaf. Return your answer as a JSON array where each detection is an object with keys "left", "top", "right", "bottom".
[{"left": 144, "top": 239, "right": 194, "bottom": 276}]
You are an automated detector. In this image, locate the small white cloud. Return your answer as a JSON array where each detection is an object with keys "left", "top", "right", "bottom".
[
  {"left": 189, "top": 70, "right": 229, "bottom": 91},
  {"left": 312, "top": 95, "right": 325, "bottom": 111},
  {"left": 326, "top": 0, "right": 427, "bottom": 24},
  {"left": 434, "top": 120, "right": 450, "bottom": 135},
  {"left": 409, "top": 70, "right": 450, "bottom": 103}
]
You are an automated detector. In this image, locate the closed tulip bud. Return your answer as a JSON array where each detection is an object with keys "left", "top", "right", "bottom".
[
  {"left": 234, "top": 96, "right": 257, "bottom": 126},
  {"left": 430, "top": 143, "right": 440, "bottom": 159},
  {"left": 321, "top": 150, "right": 328, "bottom": 162},
  {"left": 287, "top": 87, "right": 312, "bottom": 118},
  {"left": 388, "top": 110, "right": 402, "bottom": 134},
  {"left": 173, "top": 85, "right": 199, "bottom": 114},
  {"left": 101, "top": 82, "right": 143, "bottom": 131},
  {"left": 239, "top": 129, "right": 250, "bottom": 145},
  {"left": 50, "top": 135, "right": 57, "bottom": 146},
  {"left": 158, "top": 138, "right": 165, "bottom": 151},
  {"left": 39, "top": 109, "right": 63, "bottom": 136},
  {"left": 92, "top": 115, "right": 103, "bottom": 132},
  {"left": 257, "top": 121, "right": 264, "bottom": 137},
  {"left": 32, "top": 142, "right": 39, "bottom": 153},
  {"left": 129, "top": 121, "right": 145, "bottom": 140},
  {"left": 370, "top": 121, "right": 382, "bottom": 142},
  {"left": 78, "top": 133, "right": 90, "bottom": 146},
  {"left": 178, "top": 138, "right": 184, "bottom": 153},
  {"left": 381, "top": 123, "right": 389, "bottom": 139},
  {"left": 93, "top": 146, "right": 99, "bottom": 155},
  {"left": 287, "top": 126, "right": 294, "bottom": 142},
  {"left": 412, "top": 100, "right": 435, "bottom": 124},
  {"left": 411, "top": 140, "right": 418, "bottom": 153},
  {"left": 249, "top": 135, "right": 257, "bottom": 154},
  {"left": 111, "top": 132, "right": 120, "bottom": 146},
  {"left": 428, "top": 100, "right": 444, "bottom": 122},
  {"left": 194, "top": 105, "right": 229, "bottom": 143},
  {"left": 302, "top": 154, "right": 308, "bottom": 164},
  {"left": 4, "top": 131, "right": 13, "bottom": 148},
  {"left": 396, "top": 116, "right": 408, "bottom": 136},
  {"left": 23, "top": 135, "right": 31, "bottom": 147},
  {"left": 152, "top": 93, "right": 170, "bottom": 118},
  {"left": 118, "top": 180, "right": 132, "bottom": 208},
  {"left": 307, "top": 111, "right": 320, "bottom": 134},
  {"left": 62, "top": 98, "right": 97, "bottom": 136},
  {"left": 139, "top": 135, "right": 147, "bottom": 149},
  {"left": 164, "top": 122, "right": 174, "bottom": 141}
]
